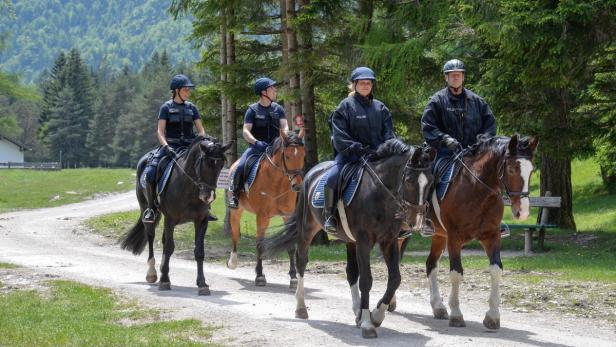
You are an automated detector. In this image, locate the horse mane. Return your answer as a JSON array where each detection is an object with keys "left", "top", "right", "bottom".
[
  {"left": 373, "top": 138, "right": 411, "bottom": 159},
  {"left": 471, "top": 134, "right": 534, "bottom": 157},
  {"left": 268, "top": 132, "right": 304, "bottom": 155}
]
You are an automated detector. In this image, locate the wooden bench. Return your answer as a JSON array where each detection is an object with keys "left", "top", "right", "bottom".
[{"left": 501, "top": 191, "right": 562, "bottom": 256}]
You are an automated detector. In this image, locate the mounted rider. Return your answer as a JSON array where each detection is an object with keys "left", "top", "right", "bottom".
[
  {"left": 324, "top": 67, "right": 396, "bottom": 233},
  {"left": 142, "top": 74, "right": 209, "bottom": 223},
  {"left": 420, "top": 58, "right": 497, "bottom": 236},
  {"left": 228, "top": 77, "right": 289, "bottom": 209}
]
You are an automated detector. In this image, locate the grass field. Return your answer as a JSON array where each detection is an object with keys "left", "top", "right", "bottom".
[
  {"left": 0, "top": 168, "right": 134, "bottom": 212},
  {"left": 0, "top": 277, "right": 219, "bottom": 346}
]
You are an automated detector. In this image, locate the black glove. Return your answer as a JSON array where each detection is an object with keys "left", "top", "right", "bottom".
[
  {"left": 165, "top": 145, "right": 177, "bottom": 158},
  {"left": 442, "top": 136, "right": 460, "bottom": 152},
  {"left": 348, "top": 142, "right": 365, "bottom": 156}
]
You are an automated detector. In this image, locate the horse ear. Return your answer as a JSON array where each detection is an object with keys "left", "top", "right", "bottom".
[
  {"left": 529, "top": 136, "right": 539, "bottom": 152},
  {"left": 508, "top": 134, "right": 519, "bottom": 155},
  {"left": 298, "top": 127, "right": 305, "bottom": 139},
  {"left": 410, "top": 147, "right": 422, "bottom": 164}
]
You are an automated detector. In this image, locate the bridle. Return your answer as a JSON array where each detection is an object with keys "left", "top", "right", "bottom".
[
  {"left": 171, "top": 142, "right": 225, "bottom": 201},
  {"left": 265, "top": 140, "right": 304, "bottom": 192},
  {"left": 363, "top": 150, "right": 432, "bottom": 225}
]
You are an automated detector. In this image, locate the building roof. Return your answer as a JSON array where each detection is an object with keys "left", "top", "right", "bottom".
[{"left": 0, "top": 131, "right": 27, "bottom": 151}]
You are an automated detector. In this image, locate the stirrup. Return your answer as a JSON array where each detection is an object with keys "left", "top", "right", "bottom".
[
  {"left": 142, "top": 208, "right": 156, "bottom": 223},
  {"left": 323, "top": 216, "right": 338, "bottom": 234},
  {"left": 500, "top": 224, "right": 510, "bottom": 238},
  {"left": 228, "top": 196, "right": 239, "bottom": 209},
  {"left": 398, "top": 229, "right": 413, "bottom": 240}
]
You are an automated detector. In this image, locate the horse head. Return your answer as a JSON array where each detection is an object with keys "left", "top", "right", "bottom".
[
  {"left": 191, "top": 136, "right": 233, "bottom": 203},
  {"left": 502, "top": 134, "right": 539, "bottom": 220},
  {"left": 278, "top": 129, "right": 305, "bottom": 192},
  {"left": 402, "top": 144, "right": 436, "bottom": 230}
]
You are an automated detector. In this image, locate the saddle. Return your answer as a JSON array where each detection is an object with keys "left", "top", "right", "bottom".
[
  {"left": 311, "top": 162, "right": 365, "bottom": 208},
  {"left": 139, "top": 148, "right": 188, "bottom": 198},
  {"left": 230, "top": 153, "right": 265, "bottom": 193},
  {"left": 433, "top": 156, "right": 459, "bottom": 201}
]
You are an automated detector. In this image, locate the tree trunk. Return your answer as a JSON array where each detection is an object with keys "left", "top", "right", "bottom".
[
  {"left": 219, "top": 8, "right": 228, "bottom": 163},
  {"left": 285, "top": 0, "right": 302, "bottom": 130},
  {"left": 280, "top": 0, "right": 291, "bottom": 113},
  {"left": 539, "top": 154, "right": 576, "bottom": 230},
  {"left": 225, "top": 23, "right": 238, "bottom": 163}
]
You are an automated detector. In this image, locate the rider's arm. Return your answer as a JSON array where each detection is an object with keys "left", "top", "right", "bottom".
[
  {"left": 381, "top": 104, "right": 395, "bottom": 141},
  {"left": 157, "top": 119, "right": 168, "bottom": 146},
  {"left": 421, "top": 97, "right": 448, "bottom": 149},
  {"left": 479, "top": 98, "right": 496, "bottom": 137},
  {"left": 279, "top": 118, "right": 289, "bottom": 134},
  {"left": 194, "top": 119, "right": 206, "bottom": 137},
  {"left": 243, "top": 123, "right": 258, "bottom": 144},
  {"left": 331, "top": 106, "right": 361, "bottom": 155}
]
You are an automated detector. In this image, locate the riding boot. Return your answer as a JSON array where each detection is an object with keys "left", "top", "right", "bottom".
[
  {"left": 398, "top": 222, "right": 413, "bottom": 239},
  {"left": 228, "top": 171, "right": 242, "bottom": 209},
  {"left": 322, "top": 187, "right": 338, "bottom": 234},
  {"left": 142, "top": 182, "right": 157, "bottom": 223}
]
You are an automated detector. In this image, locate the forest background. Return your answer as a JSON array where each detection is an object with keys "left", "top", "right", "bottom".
[{"left": 0, "top": 0, "right": 615, "bottom": 231}]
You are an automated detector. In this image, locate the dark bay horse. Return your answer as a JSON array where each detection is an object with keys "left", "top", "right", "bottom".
[
  {"left": 421, "top": 134, "right": 538, "bottom": 329},
  {"left": 225, "top": 129, "right": 305, "bottom": 287},
  {"left": 120, "top": 135, "right": 232, "bottom": 295},
  {"left": 263, "top": 139, "right": 436, "bottom": 338}
]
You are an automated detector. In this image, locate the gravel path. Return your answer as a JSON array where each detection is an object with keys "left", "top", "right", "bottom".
[{"left": 1, "top": 192, "right": 614, "bottom": 346}]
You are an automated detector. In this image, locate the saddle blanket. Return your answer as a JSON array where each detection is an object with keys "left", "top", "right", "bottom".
[
  {"left": 229, "top": 154, "right": 264, "bottom": 193},
  {"left": 434, "top": 157, "right": 456, "bottom": 201},
  {"left": 139, "top": 159, "right": 175, "bottom": 197},
  {"left": 311, "top": 165, "right": 364, "bottom": 208}
]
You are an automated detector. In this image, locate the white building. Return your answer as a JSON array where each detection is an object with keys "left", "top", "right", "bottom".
[{"left": 0, "top": 133, "right": 26, "bottom": 163}]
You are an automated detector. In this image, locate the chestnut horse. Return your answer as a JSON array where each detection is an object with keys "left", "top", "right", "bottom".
[
  {"left": 224, "top": 129, "right": 305, "bottom": 287},
  {"left": 419, "top": 134, "right": 538, "bottom": 329}
]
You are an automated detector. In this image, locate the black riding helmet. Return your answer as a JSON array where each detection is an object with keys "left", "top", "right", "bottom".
[
  {"left": 443, "top": 59, "right": 465, "bottom": 74},
  {"left": 170, "top": 74, "right": 195, "bottom": 90}
]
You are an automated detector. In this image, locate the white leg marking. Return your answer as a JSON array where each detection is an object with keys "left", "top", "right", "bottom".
[
  {"left": 449, "top": 270, "right": 463, "bottom": 318},
  {"left": 227, "top": 251, "right": 238, "bottom": 269},
  {"left": 429, "top": 267, "right": 447, "bottom": 314},
  {"left": 350, "top": 282, "right": 360, "bottom": 317},
  {"left": 486, "top": 264, "right": 502, "bottom": 321},
  {"left": 431, "top": 191, "right": 447, "bottom": 233},
  {"left": 295, "top": 275, "right": 306, "bottom": 311},
  {"left": 517, "top": 159, "right": 533, "bottom": 220},
  {"left": 371, "top": 302, "right": 389, "bottom": 327},
  {"left": 159, "top": 254, "right": 166, "bottom": 272},
  {"left": 360, "top": 308, "right": 376, "bottom": 331}
]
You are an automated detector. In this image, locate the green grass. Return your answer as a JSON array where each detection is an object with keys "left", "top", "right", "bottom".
[
  {"left": 0, "top": 168, "right": 135, "bottom": 212},
  {"left": 0, "top": 262, "right": 19, "bottom": 269},
  {"left": 0, "top": 280, "right": 219, "bottom": 347}
]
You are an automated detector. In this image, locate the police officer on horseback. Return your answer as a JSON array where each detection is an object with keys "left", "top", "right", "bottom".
[
  {"left": 228, "top": 77, "right": 289, "bottom": 209},
  {"left": 324, "top": 67, "right": 395, "bottom": 233},
  {"left": 420, "top": 59, "right": 497, "bottom": 235},
  {"left": 142, "top": 74, "right": 206, "bottom": 223}
]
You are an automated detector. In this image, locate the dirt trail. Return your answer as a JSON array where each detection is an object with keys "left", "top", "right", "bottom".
[{"left": 1, "top": 192, "right": 614, "bottom": 346}]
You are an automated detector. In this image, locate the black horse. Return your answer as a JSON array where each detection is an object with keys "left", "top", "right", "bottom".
[
  {"left": 120, "top": 135, "right": 232, "bottom": 295},
  {"left": 263, "top": 139, "right": 436, "bottom": 338}
]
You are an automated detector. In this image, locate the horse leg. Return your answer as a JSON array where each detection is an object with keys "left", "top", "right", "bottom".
[
  {"left": 194, "top": 218, "right": 211, "bottom": 296},
  {"left": 282, "top": 215, "right": 298, "bottom": 289},
  {"left": 345, "top": 242, "right": 361, "bottom": 324},
  {"left": 227, "top": 207, "right": 243, "bottom": 270},
  {"left": 480, "top": 237, "right": 503, "bottom": 330},
  {"left": 447, "top": 240, "right": 465, "bottom": 327},
  {"left": 254, "top": 213, "right": 270, "bottom": 286},
  {"left": 159, "top": 218, "right": 176, "bottom": 291},
  {"left": 145, "top": 218, "right": 158, "bottom": 283},
  {"left": 356, "top": 239, "right": 377, "bottom": 338},
  {"left": 371, "top": 239, "right": 401, "bottom": 328},
  {"left": 427, "top": 234, "right": 448, "bottom": 319}
]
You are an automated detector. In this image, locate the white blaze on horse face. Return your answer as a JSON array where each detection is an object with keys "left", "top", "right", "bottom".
[
  {"left": 294, "top": 147, "right": 298, "bottom": 156},
  {"left": 517, "top": 158, "right": 533, "bottom": 220}
]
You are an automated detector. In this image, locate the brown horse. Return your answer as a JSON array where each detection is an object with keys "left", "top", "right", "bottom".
[
  {"left": 224, "top": 129, "right": 305, "bottom": 287},
  {"left": 415, "top": 134, "right": 538, "bottom": 330}
]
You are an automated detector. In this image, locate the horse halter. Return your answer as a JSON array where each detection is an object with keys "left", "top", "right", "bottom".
[
  {"left": 266, "top": 140, "right": 304, "bottom": 192},
  {"left": 172, "top": 143, "right": 225, "bottom": 201},
  {"left": 498, "top": 154, "right": 532, "bottom": 198}
]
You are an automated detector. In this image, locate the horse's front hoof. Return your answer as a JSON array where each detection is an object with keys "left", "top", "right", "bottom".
[
  {"left": 255, "top": 276, "right": 267, "bottom": 286},
  {"left": 295, "top": 308, "right": 308, "bottom": 319},
  {"left": 387, "top": 300, "right": 397, "bottom": 313},
  {"left": 449, "top": 315, "right": 466, "bottom": 327},
  {"left": 433, "top": 308, "right": 449, "bottom": 320},
  {"left": 159, "top": 282, "right": 171, "bottom": 291},
  {"left": 289, "top": 278, "right": 298, "bottom": 289},
  {"left": 198, "top": 286, "right": 211, "bottom": 296},
  {"left": 361, "top": 327, "right": 378, "bottom": 339},
  {"left": 146, "top": 273, "right": 157, "bottom": 283},
  {"left": 483, "top": 315, "right": 500, "bottom": 330}
]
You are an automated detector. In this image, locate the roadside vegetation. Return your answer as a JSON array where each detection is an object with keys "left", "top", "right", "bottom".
[{"left": 0, "top": 264, "right": 219, "bottom": 347}]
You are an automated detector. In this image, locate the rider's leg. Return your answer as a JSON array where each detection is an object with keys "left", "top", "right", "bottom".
[
  {"left": 323, "top": 154, "right": 349, "bottom": 233},
  {"left": 228, "top": 146, "right": 260, "bottom": 209},
  {"left": 142, "top": 147, "right": 165, "bottom": 223}
]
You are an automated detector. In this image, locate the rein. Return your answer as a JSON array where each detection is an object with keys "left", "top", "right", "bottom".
[
  {"left": 265, "top": 140, "right": 304, "bottom": 191},
  {"left": 170, "top": 146, "right": 224, "bottom": 201}
]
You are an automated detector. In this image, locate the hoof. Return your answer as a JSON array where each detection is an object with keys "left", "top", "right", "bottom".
[
  {"left": 449, "top": 315, "right": 466, "bottom": 327},
  {"left": 295, "top": 308, "right": 308, "bottom": 319},
  {"left": 255, "top": 276, "right": 267, "bottom": 286},
  {"left": 145, "top": 274, "right": 157, "bottom": 283},
  {"left": 159, "top": 282, "right": 171, "bottom": 291},
  {"left": 198, "top": 286, "right": 211, "bottom": 296},
  {"left": 483, "top": 315, "right": 500, "bottom": 330},
  {"left": 387, "top": 300, "right": 397, "bottom": 313},
  {"left": 433, "top": 307, "right": 449, "bottom": 320},
  {"left": 361, "top": 327, "right": 378, "bottom": 339},
  {"left": 227, "top": 252, "right": 238, "bottom": 270},
  {"left": 289, "top": 278, "right": 298, "bottom": 289}
]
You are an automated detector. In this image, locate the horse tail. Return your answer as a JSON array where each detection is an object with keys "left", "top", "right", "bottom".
[
  {"left": 261, "top": 189, "right": 306, "bottom": 257},
  {"left": 120, "top": 216, "right": 147, "bottom": 255}
]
